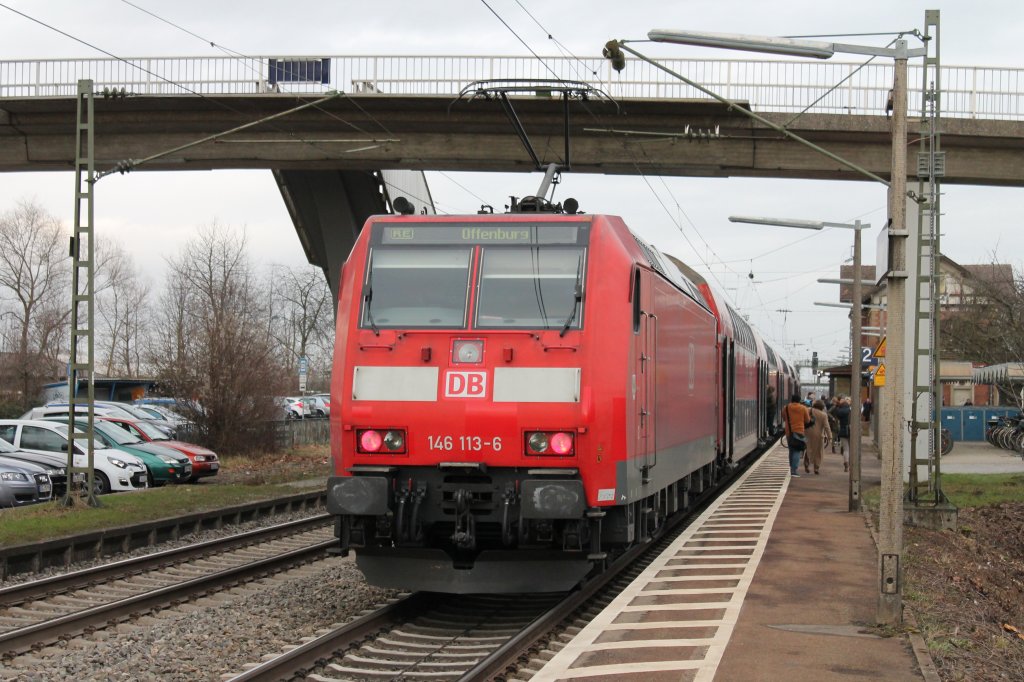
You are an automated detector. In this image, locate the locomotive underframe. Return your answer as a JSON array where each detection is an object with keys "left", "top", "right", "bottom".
[{"left": 326, "top": 459, "right": 727, "bottom": 593}]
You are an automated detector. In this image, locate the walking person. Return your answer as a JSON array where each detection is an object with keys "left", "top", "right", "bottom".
[
  {"left": 862, "top": 397, "right": 873, "bottom": 424},
  {"left": 803, "top": 400, "right": 832, "bottom": 475},
  {"left": 782, "top": 394, "right": 811, "bottom": 477},
  {"left": 827, "top": 397, "right": 840, "bottom": 453},
  {"left": 834, "top": 397, "right": 853, "bottom": 471}
]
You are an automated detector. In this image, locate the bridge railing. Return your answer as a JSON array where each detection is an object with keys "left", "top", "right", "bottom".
[{"left": 1, "top": 55, "right": 1021, "bottom": 120}]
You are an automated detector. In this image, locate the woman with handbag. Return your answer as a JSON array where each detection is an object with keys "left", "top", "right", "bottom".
[
  {"left": 834, "top": 397, "right": 853, "bottom": 471},
  {"left": 782, "top": 394, "right": 811, "bottom": 477},
  {"left": 803, "top": 400, "right": 833, "bottom": 475}
]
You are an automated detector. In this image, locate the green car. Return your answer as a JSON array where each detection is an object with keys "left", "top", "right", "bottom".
[{"left": 57, "top": 418, "right": 193, "bottom": 486}]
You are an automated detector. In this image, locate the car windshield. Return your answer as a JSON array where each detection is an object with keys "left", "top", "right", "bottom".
[
  {"left": 118, "top": 404, "right": 159, "bottom": 420},
  {"left": 135, "top": 421, "right": 170, "bottom": 440},
  {"left": 93, "top": 422, "right": 143, "bottom": 445},
  {"left": 475, "top": 246, "right": 585, "bottom": 330},
  {"left": 361, "top": 247, "right": 472, "bottom": 329}
]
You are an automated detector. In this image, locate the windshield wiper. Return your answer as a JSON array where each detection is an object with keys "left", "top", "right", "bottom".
[
  {"left": 559, "top": 254, "right": 584, "bottom": 337},
  {"left": 364, "top": 253, "right": 380, "bottom": 336}
]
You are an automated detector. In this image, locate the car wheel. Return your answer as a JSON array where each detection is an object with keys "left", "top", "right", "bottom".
[
  {"left": 316, "top": 410, "right": 326, "bottom": 418},
  {"left": 286, "top": 411, "right": 298, "bottom": 420},
  {"left": 92, "top": 471, "right": 111, "bottom": 496}
]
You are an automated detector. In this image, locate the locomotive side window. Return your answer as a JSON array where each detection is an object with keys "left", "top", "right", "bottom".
[
  {"left": 475, "top": 247, "right": 585, "bottom": 330},
  {"left": 360, "top": 248, "right": 472, "bottom": 329}
]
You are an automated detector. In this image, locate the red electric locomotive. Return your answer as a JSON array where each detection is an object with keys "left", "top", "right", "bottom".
[{"left": 326, "top": 194, "right": 793, "bottom": 593}]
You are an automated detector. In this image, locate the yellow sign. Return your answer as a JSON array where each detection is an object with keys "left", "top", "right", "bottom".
[
  {"left": 874, "top": 336, "right": 886, "bottom": 358},
  {"left": 873, "top": 363, "right": 886, "bottom": 387}
]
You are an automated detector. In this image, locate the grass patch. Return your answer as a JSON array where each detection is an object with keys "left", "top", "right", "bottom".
[
  {"left": 861, "top": 474, "right": 1024, "bottom": 510},
  {"left": 939, "top": 473, "right": 1024, "bottom": 507},
  {"left": 0, "top": 444, "right": 332, "bottom": 548}
]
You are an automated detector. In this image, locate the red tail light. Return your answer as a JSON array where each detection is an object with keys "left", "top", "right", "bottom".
[
  {"left": 524, "top": 431, "right": 575, "bottom": 456},
  {"left": 357, "top": 428, "right": 407, "bottom": 454}
]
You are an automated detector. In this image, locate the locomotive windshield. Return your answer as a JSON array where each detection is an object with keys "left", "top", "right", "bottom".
[
  {"left": 475, "top": 247, "right": 584, "bottom": 330},
  {"left": 361, "top": 221, "right": 589, "bottom": 331},
  {"left": 360, "top": 248, "right": 473, "bottom": 328}
]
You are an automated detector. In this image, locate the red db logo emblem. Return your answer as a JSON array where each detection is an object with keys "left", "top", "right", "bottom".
[{"left": 445, "top": 371, "right": 488, "bottom": 398}]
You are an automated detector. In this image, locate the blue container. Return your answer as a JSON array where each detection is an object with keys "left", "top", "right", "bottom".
[
  {"left": 962, "top": 408, "right": 987, "bottom": 441},
  {"left": 941, "top": 408, "right": 963, "bottom": 441}
]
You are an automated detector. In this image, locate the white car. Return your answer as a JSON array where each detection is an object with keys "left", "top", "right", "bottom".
[
  {"left": 306, "top": 395, "right": 331, "bottom": 418},
  {"left": 0, "top": 420, "right": 148, "bottom": 495},
  {"left": 277, "top": 397, "right": 310, "bottom": 420}
]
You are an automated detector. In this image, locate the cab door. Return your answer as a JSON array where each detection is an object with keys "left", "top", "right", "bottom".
[{"left": 633, "top": 269, "right": 657, "bottom": 481}]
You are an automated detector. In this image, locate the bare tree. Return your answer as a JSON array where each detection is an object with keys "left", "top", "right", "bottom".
[
  {"left": 95, "top": 239, "right": 151, "bottom": 377},
  {"left": 941, "top": 260, "right": 1023, "bottom": 406},
  {"left": 149, "top": 222, "right": 288, "bottom": 453},
  {"left": 0, "top": 200, "right": 69, "bottom": 408},
  {"left": 268, "top": 265, "right": 334, "bottom": 392}
]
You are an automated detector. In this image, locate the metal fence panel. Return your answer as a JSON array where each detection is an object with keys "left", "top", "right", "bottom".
[{"left": 2, "top": 55, "right": 1022, "bottom": 120}]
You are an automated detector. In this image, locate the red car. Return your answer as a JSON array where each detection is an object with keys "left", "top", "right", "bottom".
[{"left": 99, "top": 417, "right": 219, "bottom": 482}]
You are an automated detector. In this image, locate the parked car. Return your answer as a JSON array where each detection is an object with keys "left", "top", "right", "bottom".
[
  {"left": 306, "top": 395, "right": 330, "bottom": 418},
  {"left": 99, "top": 417, "right": 219, "bottom": 483},
  {"left": 0, "top": 437, "right": 78, "bottom": 497},
  {"left": 0, "top": 455, "right": 53, "bottom": 507},
  {"left": 24, "top": 402, "right": 176, "bottom": 437},
  {"left": 21, "top": 401, "right": 137, "bottom": 421},
  {"left": 0, "top": 420, "right": 148, "bottom": 495},
  {"left": 132, "top": 402, "right": 192, "bottom": 430},
  {"left": 58, "top": 418, "right": 192, "bottom": 486},
  {"left": 276, "top": 397, "right": 310, "bottom": 420}
]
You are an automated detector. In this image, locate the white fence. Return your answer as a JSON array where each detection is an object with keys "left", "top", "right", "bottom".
[{"left": 1, "top": 55, "right": 1022, "bottom": 120}]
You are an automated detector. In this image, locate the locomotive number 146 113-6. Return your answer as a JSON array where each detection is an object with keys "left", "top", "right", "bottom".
[{"left": 428, "top": 435, "right": 502, "bottom": 452}]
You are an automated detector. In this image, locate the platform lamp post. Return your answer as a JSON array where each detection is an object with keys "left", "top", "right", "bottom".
[
  {"left": 729, "top": 215, "right": 869, "bottom": 513},
  {"left": 615, "top": 27, "right": 928, "bottom": 625}
]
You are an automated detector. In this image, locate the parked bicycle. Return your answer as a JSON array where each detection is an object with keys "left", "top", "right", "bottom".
[
  {"left": 984, "top": 414, "right": 1024, "bottom": 456},
  {"left": 941, "top": 427, "right": 954, "bottom": 456}
]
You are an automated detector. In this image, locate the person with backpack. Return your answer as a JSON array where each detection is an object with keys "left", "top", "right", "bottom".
[{"left": 782, "top": 394, "right": 812, "bottom": 477}]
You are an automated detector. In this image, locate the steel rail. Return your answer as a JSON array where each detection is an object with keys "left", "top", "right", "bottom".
[
  {"left": 0, "top": 537, "right": 334, "bottom": 654},
  {"left": 0, "top": 513, "right": 331, "bottom": 607},
  {"left": 225, "top": 592, "right": 438, "bottom": 682}
]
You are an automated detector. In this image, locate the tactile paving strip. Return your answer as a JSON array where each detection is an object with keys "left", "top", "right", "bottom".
[{"left": 531, "top": 446, "right": 790, "bottom": 682}]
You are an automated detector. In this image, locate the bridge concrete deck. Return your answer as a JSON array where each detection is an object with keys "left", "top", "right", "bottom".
[{"left": 3, "top": 95, "right": 1024, "bottom": 186}]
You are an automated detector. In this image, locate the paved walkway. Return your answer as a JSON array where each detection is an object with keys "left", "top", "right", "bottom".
[
  {"left": 939, "top": 440, "right": 1024, "bottom": 474},
  {"left": 714, "top": 441, "right": 922, "bottom": 681}
]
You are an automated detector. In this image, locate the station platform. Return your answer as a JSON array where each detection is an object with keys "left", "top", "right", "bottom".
[
  {"left": 530, "top": 438, "right": 927, "bottom": 681},
  {"left": 713, "top": 439, "right": 923, "bottom": 681}
]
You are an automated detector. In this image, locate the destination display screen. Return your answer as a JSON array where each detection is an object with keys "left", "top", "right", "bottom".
[{"left": 377, "top": 222, "right": 587, "bottom": 246}]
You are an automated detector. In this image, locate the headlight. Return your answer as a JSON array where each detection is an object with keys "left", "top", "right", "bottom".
[
  {"left": 108, "top": 457, "right": 128, "bottom": 469},
  {"left": 194, "top": 455, "right": 207, "bottom": 462},
  {"left": 158, "top": 455, "right": 177, "bottom": 464},
  {"left": 0, "top": 471, "right": 28, "bottom": 481},
  {"left": 56, "top": 467, "right": 66, "bottom": 475}
]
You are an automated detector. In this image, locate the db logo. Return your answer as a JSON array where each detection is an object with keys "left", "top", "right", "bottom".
[{"left": 445, "top": 371, "right": 488, "bottom": 398}]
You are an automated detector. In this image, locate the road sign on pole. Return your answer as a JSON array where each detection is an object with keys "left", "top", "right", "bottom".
[{"left": 298, "top": 356, "right": 308, "bottom": 392}]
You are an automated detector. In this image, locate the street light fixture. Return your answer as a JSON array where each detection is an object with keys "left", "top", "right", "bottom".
[
  {"left": 618, "top": 21, "right": 929, "bottom": 627},
  {"left": 731, "top": 214, "right": 869, "bottom": 516}
]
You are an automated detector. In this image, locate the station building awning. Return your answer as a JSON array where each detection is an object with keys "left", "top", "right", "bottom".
[{"left": 972, "top": 362, "right": 1024, "bottom": 384}]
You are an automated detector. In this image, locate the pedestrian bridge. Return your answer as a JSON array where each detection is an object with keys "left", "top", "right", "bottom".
[{"left": 2, "top": 54, "right": 1022, "bottom": 289}]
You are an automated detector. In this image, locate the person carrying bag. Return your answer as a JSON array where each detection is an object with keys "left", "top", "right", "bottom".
[{"left": 783, "top": 394, "right": 811, "bottom": 477}]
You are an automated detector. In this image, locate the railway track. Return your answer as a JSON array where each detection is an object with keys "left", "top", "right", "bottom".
[
  {"left": 226, "top": 448, "right": 777, "bottom": 681},
  {"left": 0, "top": 514, "right": 334, "bottom": 656}
]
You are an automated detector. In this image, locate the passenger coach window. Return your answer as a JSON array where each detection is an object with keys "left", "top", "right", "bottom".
[
  {"left": 476, "top": 247, "right": 585, "bottom": 330},
  {"left": 361, "top": 248, "right": 472, "bottom": 329}
]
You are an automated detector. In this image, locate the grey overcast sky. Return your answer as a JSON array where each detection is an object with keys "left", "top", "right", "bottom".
[{"left": 1, "top": 0, "right": 1021, "bottom": 369}]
